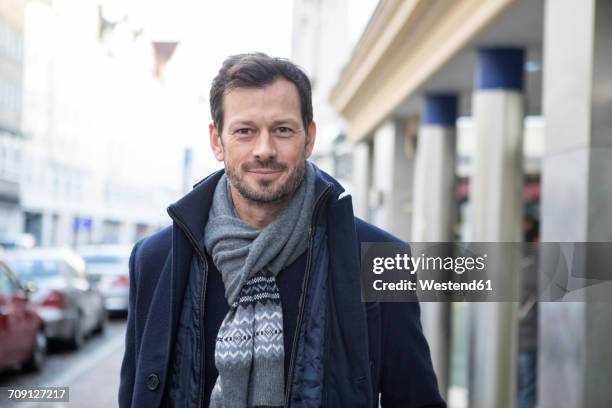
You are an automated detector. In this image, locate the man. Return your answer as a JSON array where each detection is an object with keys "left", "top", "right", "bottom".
[{"left": 119, "top": 53, "right": 445, "bottom": 408}]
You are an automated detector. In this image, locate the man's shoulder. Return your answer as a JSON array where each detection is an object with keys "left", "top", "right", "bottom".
[
  {"left": 354, "top": 217, "right": 403, "bottom": 244},
  {"left": 132, "top": 225, "right": 172, "bottom": 268}
]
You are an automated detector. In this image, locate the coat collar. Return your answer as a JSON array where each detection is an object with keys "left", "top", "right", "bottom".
[{"left": 166, "top": 161, "right": 345, "bottom": 248}]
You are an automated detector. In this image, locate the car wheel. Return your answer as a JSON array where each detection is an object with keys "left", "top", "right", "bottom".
[
  {"left": 23, "top": 328, "right": 47, "bottom": 372},
  {"left": 68, "top": 315, "right": 85, "bottom": 350}
]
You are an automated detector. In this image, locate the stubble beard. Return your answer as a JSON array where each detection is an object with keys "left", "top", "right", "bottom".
[{"left": 225, "top": 155, "right": 306, "bottom": 206}]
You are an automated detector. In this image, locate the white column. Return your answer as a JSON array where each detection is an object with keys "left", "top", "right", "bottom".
[
  {"left": 351, "top": 141, "right": 371, "bottom": 220},
  {"left": 412, "top": 93, "right": 458, "bottom": 399},
  {"left": 371, "top": 120, "right": 414, "bottom": 239},
  {"left": 538, "top": 1, "right": 612, "bottom": 407},
  {"left": 468, "top": 48, "right": 524, "bottom": 408},
  {"left": 55, "top": 212, "right": 72, "bottom": 247},
  {"left": 0, "top": 203, "right": 21, "bottom": 236},
  {"left": 118, "top": 221, "right": 135, "bottom": 245},
  {"left": 90, "top": 216, "right": 105, "bottom": 245},
  {"left": 40, "top": 212, "right": 54, "bottom": 246},
  {"left": 412, "top": 94, "right": 458, "bottom": 243}
]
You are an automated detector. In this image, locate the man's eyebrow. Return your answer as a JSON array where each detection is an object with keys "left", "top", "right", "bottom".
[
  {"left": 228, "top": 120, "right": 257, "bottom": 128},
  {"left": 270, "top": 118, "right": 300, "bottom": 126}
]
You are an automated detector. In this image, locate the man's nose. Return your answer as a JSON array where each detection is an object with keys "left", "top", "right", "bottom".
[{"left": 253, "top": 130, "right": 277, "bottom": 161}]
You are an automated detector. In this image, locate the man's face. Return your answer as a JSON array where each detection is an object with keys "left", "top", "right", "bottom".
[{"left": 209, "top": 78, "right": 316, "bottom": 204}]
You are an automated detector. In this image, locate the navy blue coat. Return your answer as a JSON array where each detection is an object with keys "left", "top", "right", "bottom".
[{"left": 119, "top": 166, "right": 446, "bottom": 407}]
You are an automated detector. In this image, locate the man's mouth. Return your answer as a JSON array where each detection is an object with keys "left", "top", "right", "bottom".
[
  {"left": 247, "top": 168, "right": 284, "bottom": 181},
  {"left": 248, "top": 169, "right": 283, "bottom": 174}
]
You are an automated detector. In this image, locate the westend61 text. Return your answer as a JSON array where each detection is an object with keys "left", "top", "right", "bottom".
[{"left": 373, "top": 279, "right": 493, "bottom": 292}]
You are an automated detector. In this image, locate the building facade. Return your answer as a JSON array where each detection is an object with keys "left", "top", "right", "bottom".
[
  {"left": 331, "top": 1, "right": 612, "bottom": 407},
  {"left": 291, "top": 0, "right": 378, "bottom": 190},
  {"left": 0, "top": 0, "right": 25, "bottom": 239},
  {"left": 16, "top": 0, "right": 194, "bottom": 247}
]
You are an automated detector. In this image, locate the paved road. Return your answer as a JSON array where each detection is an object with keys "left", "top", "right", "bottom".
[{"left": 0, "top": 317, "right": 127, "bottom": 408}]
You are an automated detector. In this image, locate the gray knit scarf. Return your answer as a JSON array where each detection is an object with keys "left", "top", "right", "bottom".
[{"left": 204, "top": 161, "right": 316, "bottom": 408}]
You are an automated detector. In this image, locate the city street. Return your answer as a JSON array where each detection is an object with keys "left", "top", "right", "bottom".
[
  {"left": 0, "top": 317, "right": 127, "bottom": 408},
  {"left": 1, "top": 0, "right": 610, "bottom": 406}
]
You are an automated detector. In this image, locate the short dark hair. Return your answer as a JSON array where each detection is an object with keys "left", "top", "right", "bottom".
[{"left": 209, "top": 52, "right": 313, "bottom": 135}]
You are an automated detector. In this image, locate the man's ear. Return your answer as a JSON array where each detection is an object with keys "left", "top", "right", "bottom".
[
  {"left": 305, "top": 121, "right": 317, "bottom": 159},
  {"left": 209, "top": 123, "right": 224, "bottom": 161}
]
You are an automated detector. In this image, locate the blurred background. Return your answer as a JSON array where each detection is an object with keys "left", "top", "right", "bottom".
[{"left": 0, "top": 0, "right": 610, "bottom": 407}]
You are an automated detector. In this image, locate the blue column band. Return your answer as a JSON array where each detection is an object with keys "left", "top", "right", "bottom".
[
  {"left": 476, "top": 47, "right": 525, "bottom": 91},
  {"left": 423, "top": 93, "right": 458, "bottom": 126}
]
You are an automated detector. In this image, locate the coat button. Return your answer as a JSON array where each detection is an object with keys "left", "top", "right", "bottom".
[{"left": 146, "top": 373, "right": 160, "bottom": 391}]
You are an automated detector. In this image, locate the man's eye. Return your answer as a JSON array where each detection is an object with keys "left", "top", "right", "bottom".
[
  {"left": 236, "top": 128, "right": 253, "bottom": 135},
  {"left": 276, "top": 127, "right": 293, "bottom": 135}
]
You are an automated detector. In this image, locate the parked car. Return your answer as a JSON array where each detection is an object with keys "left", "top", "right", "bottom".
[
  {"left": 0, "top": 259, "right": 46, "bottom": 372},
  {"left": 4, "top": 248, "right": 106, "bottom": 350},
  {"left": 78, "top": 245, "right": 131, "bottom": 315}
]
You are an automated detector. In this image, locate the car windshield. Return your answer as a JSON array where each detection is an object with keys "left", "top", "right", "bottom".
[
  {"left": 82, "top": 255, "right": 128, "bottom": 274},
  {"left": 6, "top": 259, "right": 62, "bottom": 280}
]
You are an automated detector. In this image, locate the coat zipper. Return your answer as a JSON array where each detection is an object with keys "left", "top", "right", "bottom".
[
  {"left": 196, "top": 255, "right": 208, "bottom": 407},
  {"left": 166, "top": 208, "right": 208, "bottom": 408},
  {"left": 321, "top": 288, "right": 332, "bottom": 406},
  {"left": 284, "top": 185, "right": 332, "bottom": 407}
]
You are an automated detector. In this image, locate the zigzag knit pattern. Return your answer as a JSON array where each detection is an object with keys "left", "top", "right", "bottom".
[
  {"left": 211, "top": 270, "right": 285, "bottom": 407},
  {"left": 216, "top": 272, "right": 284, "bottom": 362}
]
